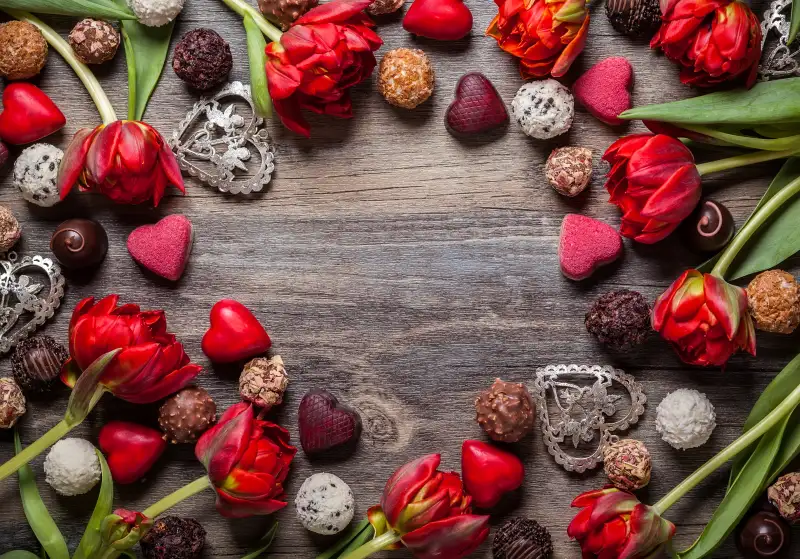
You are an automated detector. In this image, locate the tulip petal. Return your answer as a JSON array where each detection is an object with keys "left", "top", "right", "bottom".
[
  {"left": 653, "top": 270, "right": 696, "bottom": 330},
  {"left": 381, "top": 454, "right": 441, "bottom": 527},
  {"left": 158, "top": 136, "right": 185, "bottom": 193},
  {"left": 196, "top": 403, "right": 254, "bottom": 484},
  {"left": 639, "top": 164, "right": 701, "bottom": 222},
  {"left": 273, "top": 98, "right": 312, "bottom": 138},
  {"left": 704, "top": 273, "right": 745, "bottom": 340},
  {"left": 214, "top": 487, "right": 287, "bottom": 518},
  {"left": 295, "top": 0, "right": 373, "bottom": 25},
  {"left": 86, "top": 121, "right": 123, "bottom": 184},
  {"left": 402, "top": 515, "right": 490, "bottom": 559},
  {"left": 119, "top": 363, "right": 202, "bottom": 404},
  {"left": 58, "top": 128, "right": 95, "bottom": 199}
]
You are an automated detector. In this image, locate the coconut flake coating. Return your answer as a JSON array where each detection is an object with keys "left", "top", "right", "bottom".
[
  {"left": 44, "top": 438, "right": 101, "bottom": 496},
  {"left": 656, "top": 389, "right": 716, "bottom": 450},
  {"left": 295, "top": 473, "right": 355, "bottom": 535},
  {"left": 13, "top": 144, "right": 63, "bottom": 207},
  {"left": 747, "top": 270, "right": 800, "bottom": 334},
  {"left": 377, "top": 48, "right": 435, "bottom": 110},
  {"left": 128, "top": 0, "right": 185, "bottom": 27},
  {"left": 511, "top": 80, "right": 574, "bottom": 139}
]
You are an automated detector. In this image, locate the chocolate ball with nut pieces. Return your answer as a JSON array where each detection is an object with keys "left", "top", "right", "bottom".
[
  {"left": 747, "top": 270, "right": 800, "bottom": 334},
  {"left": 258, "top": 0, "right": 319, "bottom": 30},
  {"left": 0, "top": 21, "right": 48, "bottom": 80},
  {"left": 546, "top": 146, "right": 593, "bottom": 197},
  {"left": 475, "top": 378, "right": 535, "bottom": 443},
  {"left": 377, "top": 48, "right": 435, "bottom": 109},
  {"left": 240, "top": 355, "right": 288, "bottom": 411},
  {"left": 158, "top": 386, "right": 217, "bottom": 444},
  {"left": 0, "top": 377, "right": 26, "bottom": 429},
  {"left": 0, "top": 205, "right": 21, "bottom": 253},
  {"left": 69, "top": 19, "right": 120, "bottom": 65},
  {"left": 603, "top": 438, "right": 652, "bottom": 491},
  {"left": 768, "top": 472, "right": 800, "bottom": 525}
]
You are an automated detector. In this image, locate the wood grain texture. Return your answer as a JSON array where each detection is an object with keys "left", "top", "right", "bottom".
[{"left": 0, "top": 0, "right": 799, "bottom": 557}]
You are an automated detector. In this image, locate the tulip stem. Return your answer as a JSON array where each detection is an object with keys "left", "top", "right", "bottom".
[
  {"left": 653, "top": 381, "right": 800, "bottom": 515},
  {"left": 142, "top": 475, "right": 212, "bottom": 518},
  {"left": 339, "top": 530, "right": 403, "bottom": 559},
  {"left": 0, "top": 420, "right": 72, "bottom": 482},
  {"left": 3, "top": 10, "right": 118, "bottom": 124},
  {"left": 695, "top": 147, "right": 800, "bottom": 176},
  {"left": 219, "top": 0, "right": 284, "bottom": 42}
]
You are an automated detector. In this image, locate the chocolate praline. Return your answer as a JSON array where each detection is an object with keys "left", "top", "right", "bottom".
[
  {"left": 683, "top": 199, "right": 735, "bottom": 253},
  {"left": 12, "top": 336, "right": 69, "bottom": 393},
  {"left": 50, "top": 219, "right": 108, "bottom": 270},
  {"left": 736, "top": 510, "right": 792, "bottom": 559}
]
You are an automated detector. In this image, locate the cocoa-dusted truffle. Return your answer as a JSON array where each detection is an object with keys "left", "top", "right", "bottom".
[
  {"left": 141, "top": 516, "right": 206, "bottom": 559},
  {"left": 545, "top": 146, "right": 593, "bottom": 197},
  {"left": 12, "top": 336, "right": 69, "bottom": 394},
  {"left": 69, "top": 19, "right": 120, "bottom": 65},
  {"left": 736, "top": 510, "right": 792, "bottom": 559},
  {"left": 50, "top": 219, "right": 109, "bottom": 270},
  {"left": 603, "top": 438, "right": 651, "bottom": 491},
  {"left": 368, "top": 0, "right": 404, "bottom": 15},
  {"left": 492, "top": 517, "right": 553, "bottom": 559},
  {"left": 173, "top": 29, "right": 233, "bottom": 91},
  {"left": 606, "top": 0, "right": 661, "bottom": 37},
  {"left": 768, "top": 472, "right": 800, "bottom": 524},
  {"left": 747, "top": 270, "right": 800, "bottom": 334},
  {"left": 475, "top": 378, "right": 535, "bottom": 443},
  {"left": 377, "top": 48, "right": 435, "bottom": 109},
  {"left": 259, "top": 0, "right": 319, "bottom": 30},
  {"left": 0, "top": 377, "right": 25, "bottom": 429},
  {"left": 0, "top": 21, "right": 48, "bottom": 80},
  {"left": 585, "top": 290, "right": 650, "bottom": 349},
  {"left": 158, "top": 386, "right": 216, "bottom": 444},
  {"left": 240, "top": 355, "right": 288, "bottom": 410},
  {"left": 0, "top": 205, "right": 21, "bottom": 253}
]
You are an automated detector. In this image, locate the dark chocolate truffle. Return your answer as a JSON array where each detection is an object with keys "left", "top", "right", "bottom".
[
  {"left": 50, "top": 219, "right": 108, "bottom": 270},
  {"left": 493, "top": 517, "right": 553, "bottom": 559},
  {"left": 172, "top": 29, "right": 233, "bottom": 91},
  {"left": 69, "top": 19, "right": 120, "bottom": 65},
  {"left": 141, "top": 516, "right": 206, "bottom": 559},
  {"left": 475, "top": 378, "right": 535, "bottom": 443},
  {"left": 12, "top": 336, "right": 69, "bottom": 394},
  {"left": 158, "top": 386, "right": 216, "bottom": 444},
  {"left": 736, "top": 511, "right": 792, "bottom": 559},
  {"left": 585, "top": 289, "right": 650, "bottom": 349},
  {"left": 683, "top": 199, "right": 735, "bottom": 253},
  {"left": 606, "top": 0, "right": 661, "bottom": 37}
]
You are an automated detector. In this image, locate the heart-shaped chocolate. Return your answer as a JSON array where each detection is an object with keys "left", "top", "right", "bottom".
[
  {"left": 99, "top": 421, "right": 167, "bottom": 485},
  {"left": 573, "top": 57, "right": 633, "bottom": 126},
  {"left": 461, "top": 440, "right": 524, "bottom": 508},
  {"left": 559, "top": 214, "right": 623, "bottom": 280},
  {"left": 0, "top": 83, "right": 66, "bottom": 145},
  {"left": 201, "top": 299, "right": 271, "bottom": 363},
  {"left": 445, "top": 73, "right": 509, "bottom": 136},
  {"left": 298, "top": 389, "right": 362, "bottom": 455},
  {"left": 127, "top": 215, "right": 193, "bottom": 281}
]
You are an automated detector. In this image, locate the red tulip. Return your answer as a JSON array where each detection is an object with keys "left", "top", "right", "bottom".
[
  {"left": 568, "top": 487, "right": 675, "bottom": 558},
  {"left": 265, "top": 0, "right": 383, "bottom": 137},
  {"left": 58, "top": 120, "right": 185, "bottom": 206},
  {"left": 99, "top": 509, "right": 152, "bottom": 552},
  {"left": 486, "top": 0, "right": 589, "bottom": 79},
  {"left": 195, "top": 402, "right": 297, "bottom": 518},
  {"left": 60, "top": 295, "right": 201, "bottom": 404},
  {"left": 603, "top": 134, "right": 702, "bottom": 244},
  {"left": 651, "top": 0, "right": 762, "bottom": 88},
  {"left": 653, "top": 270, "right": 756, "bottom": 367}
]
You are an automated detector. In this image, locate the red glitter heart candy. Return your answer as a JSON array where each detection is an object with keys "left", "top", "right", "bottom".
[
  {"left": 0, "top": 83, "right": 66, "bottom": 145},
  {"left": 559, "top": 214, "right": 623, "bottom": 280},
  {"left": 99, "top": 421, "right": 167, "bottom": 485},
  {"left": 573, "top": 57, "right": 634, "bottom": 126},
  {"left": 298, "top": 389, "right": 362, "bottom": 455},
  {"left": 127, "top": 215, "right": 193, "bottom": 281},
  {"left": 202, "top": 299, "right": 271, "bottom": 363},
  {"left": 461, "top": 440, "right": 524, "bottom": 508},
  {"left": 445, "top": 73, "right": 509, "bottom": 136}
]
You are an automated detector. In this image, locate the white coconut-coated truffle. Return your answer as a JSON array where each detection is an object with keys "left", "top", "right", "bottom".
[
  {"left": 44, "top": 438, "right": 101, "bottom": 496},
  {"left": 127, "top": 0, "right": 185, "bottom": 27},
  {"left": 511, "top": 80, "right": 574, "bottom": 140},
  {"left": 656, "top": 388, "right": 716, "bottom": 450},
  {"left": 295, "top": 473, "right": 355, "bottom": 535},
  {"left": 13, "top": 143, "right": 62, "bottom": 207}
]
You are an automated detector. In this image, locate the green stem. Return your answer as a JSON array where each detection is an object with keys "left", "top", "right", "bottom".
[
  {"left": 683, "top": 125, "right": 800, "bottom": 152},
  {"left": 4, "top": 10, "right": 117, "bottom": 124},
  {"left": 120, "top": 25, "right": 137, "bottom": 122},
  {"left": 696, "top": 148, "right": 800, "bottom": 176},
  {"left": 142, "top": 476, "right": 212, "bottom": 518},
  {"left": 0, "top": 420, "right": 72, "bottom": 482},
  {"left": 340, "top": 530, "right": 403, "bottom": 559},
  {"left": 653, "top": 381, "right": 800, "bottom": 515},
  {"left": 219, "top": 0, "right": 283, "bottom": 42}
]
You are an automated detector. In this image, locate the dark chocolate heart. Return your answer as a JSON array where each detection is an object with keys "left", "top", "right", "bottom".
[
  {"left": 298, "top": 389, "right": 362, "bottom": 455},
  {"left": 445, "top": 73, "right": 509, "bottom": 136}
]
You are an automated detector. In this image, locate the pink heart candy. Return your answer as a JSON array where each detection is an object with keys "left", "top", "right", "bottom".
[
  {"left": 127, "top": 215, "right": 193, "bottom": 281},
  {"left": 573, "top": 57, "right": 633, "bottom": 126},
  {"left": 559, "top": 214, "right": 623, "bottom": 280}
]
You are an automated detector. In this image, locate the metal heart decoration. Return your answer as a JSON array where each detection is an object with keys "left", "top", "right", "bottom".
[
  {"left": 760, "top": 0, "right": 800, "bottom": 80},
  {"left": 531, "top": 364, "right": 646, "bottom": 473},
  {"left": 0, "top": 252, "right": 65, "bottom": 354},
  {"left": 170, "top": 81, "right": 275, "bottom": 195}
]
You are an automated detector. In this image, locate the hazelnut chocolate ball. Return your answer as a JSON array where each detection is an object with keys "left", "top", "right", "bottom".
[
  {"left": 158, "top": 386, "right": 216, "bottom": 444},
  {"left": 683, "top": 199, "right": 735, "bottom": 253},
  {"left": 736, "top": 511, "right": 792, "bottom": 559},
  {"left": 545, "top": 146, "right": 593, "bottom": 197},
  {"left": 0, "top": 377, "right": 26, "bottom": 429},
  {"left": 172, "top": 29, "right": 233, "bottom": 91},
  {"left": 0, "top": 21, "right": 48, "bottom": 80},
  {"left": 368, "top": 0, "right": 404, "bottom": 15},
  {"left": 50, "top": 219, "right": 109, "bottom": 270},
  {"left": 240, "top": 355, "right": 288, "bottom": 410},
  {"left": 603, "top": 438, "right": 651, "bottom": 491},
  {"left": 0, "top": 205, "right": 21, "bottom": 253},
  {"left": 12, "top": 336, "right": 69, "bottom": 394},
  {"left": 475, "top": 378, "right": 535, "bottom": 443},
  {"left": 585, "top": 290, "right": 650, "bottom": 349},
  {"left": 768, "top": 472, "right": 800, "bottom": 524},
  {"left": 377, "top": 48, "right": 435, "bottom": 109},
  {"left": 141, "top": 516, "right": 206, "bottom": 559},
  {"left": 258, "top": 0, "right": 319, "bottom": 30},
  {"left": 492, "top": 517, "right": 553, "bottom": 559},
  {"left": 69, "top": 19, "right": 120, "bottom": 65},
  {"left": 747, "top": 270, "right": 800, "bottom": 334}
]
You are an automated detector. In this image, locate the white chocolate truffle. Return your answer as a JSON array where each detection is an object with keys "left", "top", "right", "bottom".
[
  {"left": 656, "top": 389, "right": 716, "bottom": 450},
  {"left": 44, "top": 438, "right": 101, "bottom": 496},
  {"left": 295, "top": 473, "right": 355, "bottom": 535},
  {"left": 13, "top": 143, "right": 62, "bottom": 207},
  {"left": 511, "top": 80, "right": 574, "bottom": 140},
  {"left": 127, "top": 0, "right": 185, "bottom": 27}
]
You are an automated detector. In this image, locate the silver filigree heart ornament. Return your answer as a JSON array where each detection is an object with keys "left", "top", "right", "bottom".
[
  {"left": 760, "top": 0, "right": 800, "bottom": 80},
  {"left": 170, "top": 82, "right": 275, "bottom": 195},
  {"left": 0, "top": 252, "right": 65, "bottom": 354},
  {"left": 532, "top": 364, "right": 646, "bottom": 473}
]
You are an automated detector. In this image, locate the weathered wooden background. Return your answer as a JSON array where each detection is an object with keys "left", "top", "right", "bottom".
[{"left": 0, "top": 0, "right": 798, "bottom": 557}]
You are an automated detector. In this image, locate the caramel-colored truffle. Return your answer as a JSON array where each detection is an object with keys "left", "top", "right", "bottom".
[
  {"left": 368, "top": 0, "right": 404, "bottom": 15},
  {"left": 0, "top": 205, "right": 21, "bottom": 253},
  {"left": 239, "top": 355, "right": 288, "bottom": 410},
  {"left": 0, "top": 377, "right": 26, "bottom": 429},
  {"left": 0, "top": 21, "right": 48, "bottom": 80},
  {"left": 158, "top": 386, "right": 216, "bottom": 444},
  {"left": 545, "top": 146, "right": 593, "bottom": 197},
  {"left": 69, "top": 19, "right": 120, "bottom": 65},
  {"left": 768, "top": 472, "right": 800, "bottom": 524},
  {"left": 747, "top": 270, "right": 800, "bottom": 334},
  {"left": 377, "top": 48, "right": 434, "bottom": 110},
  {"left": 475, "top": 378, "right": 535, "bottom": 443},
  {"left": 258, "top": 0, "right": 319, "bottom": 30},
  {"left": 603, "top": 438, "right": 651, "bottom": 491}
]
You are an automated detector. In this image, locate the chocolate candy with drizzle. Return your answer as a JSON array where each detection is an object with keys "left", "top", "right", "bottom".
[
  {"left": 50, "top": 219, "right": 108, "bottom": 270},
  {"left": 683, "top": 199, "right": 735, "bottom": 253},
  {"left": 736, "top": 510, "right": 792, "bottom": 558}
]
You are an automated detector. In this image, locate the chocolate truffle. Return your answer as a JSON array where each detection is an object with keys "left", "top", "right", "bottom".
[
  {"left": 511, "top": 80, "right": 574, "bottom": 139},
  {"left": 0, "top": 21, "right": 48, "bottom": 80},
  {"left": 585, "top": 290, "right": 650, "bottom": 349},
  {"left": 240, "top": 355, "right": 288, "bottom": 410},
  {"left": 0, "top": 205, "right": 21, "bottom": 253},
  {"left": 546, "top": 146, "right": 593, "bottom": 197},
  {"left": 368, "top": 0, "right": 404, "bottom": 15},
  {"left": 69, "top": 19, "right": 120, "bottom": 65},
  {"left": 0, "top": 377, "right": 26, "bottom": 429},
  {"left": 603, "top": 438, "right": 651, "bottom": 491},
  {"left": 14, "top": 144, "right": 62, "bottom": 207},
  {"left": 768, "top": 472, "right": 800, "bottom": 524},
  {"left": 377, "top": 48, "right": 435, "bottom": 109},
  {"left": 12, "top": 336, "right": 69, "bottom": 394},
  {"left": 492, "top": 517, "right": 553, "bottom": 559},
  {"left": 475, "top": 378, "right": 535, "bottom": 443},
  {"left": 747, "top": 270, "right": 800, "bottom": 334},
  {"left": 736, "top": 511, "right": 792, "bottom": 559},
  {"left": 683, "top": 199, "right": 735, "bottom": 253},
  {"left": 158, "top": 386, "right": 216, "bottom": 444},
  {"left": 259, "top": 0, "right": 319, "bottom": 30},
  {"left": 50, "top": 219, "right": 109, "bottom": 270},
  {"left": 173, "top": 29, "right": 233, "bottom": 91},
  {"left": 141, "top": 516, "right": 206, "bottom": 559},
  {"left": 606, "top": 0, "right": 661, "bottom": 37}
]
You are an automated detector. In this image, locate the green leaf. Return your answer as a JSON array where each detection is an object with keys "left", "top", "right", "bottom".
[
  {"left": 336, "top": 524, "right": 375, "bottom": 557},
  {"left": 0, "top": 0, "right": 135, "bottom": 19},
  {"left": 240, "top": 522, "right": 278, "bottom": 559},
  {"left": 0, "top": 552, "right": 41, "bottom": 559},
  {"left": 73, "top": 450, "right": 114, "bottom": 559},
  {"left": 64, "top": 349, "right": 120, "bottom": 426},
  {"left": 791, "top": 0, "right": 800, "bottom": 44},
  {"left": 14, "top": 431, "right": 69, "bottom": 559},
  {"left": 316, "top": 520, "right": 371, "bottom": 559},
  {"left": 621, "top": 79, "right": 800, "bottom": 125},
  {"left": 768, "top": 406, "right": 800, "bottom": 480},
  {"left": 244, "top": 14, "right": 273, "bottom": 119}
]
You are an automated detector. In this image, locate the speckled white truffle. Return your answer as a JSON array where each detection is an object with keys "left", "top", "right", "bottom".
[
  {"left": 656, "top": 389, "right": 716, "bottom": 450},
  {"left": 127, "top": 0, "right": 185, "bottom": 27},
  {"left": 511, "top": 80, "right": 574, "bottom": 140},
  {"left": 44, "top": 438, "right": 101, "bottom": 496},
  {"left": 13, "top": 143, "right": 62, "bottom": 207},
  {"left": 295, "top": 473, "right": 355, "bottom": 535}
]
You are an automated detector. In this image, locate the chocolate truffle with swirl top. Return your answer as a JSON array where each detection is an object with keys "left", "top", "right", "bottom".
[
  {"left": 50, "top": 219, "right": 108, "bottom": 270},
  {"left": 736, "top": 510, "right": 792, "bottom": 559},
  {"left": 12, "top": 336, "right": 69, "bottom": 394},
  {"left": 683, "top": 199, "right": 735, "bottom": 253},
  {"left": 475, "top": 378, "right": 535, "bottom": 443}
]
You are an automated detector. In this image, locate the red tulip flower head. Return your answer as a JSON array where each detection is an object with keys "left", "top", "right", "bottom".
[
  {"left": 61, "top": 295, "right": 201, "bottom": 404},
  {"left": 58, "top": 120, "right": 185, "bottom": 206},
  {"left": 651, "top": 0, "right": 762, "bottom": 87},
  {"left": 265, "top": 0, "right": 383, "bottom": 137},
  {"left": 195, "top": 402, "right": 297, "bottom": 518},
  {"left": 603, "top": 134, "right": 702, "bottom": 244},
  {"left": 653, "top": 270, "right": 756, "bottom": 367},
  {"left": 486, "top": 0, "right": 590, "bottom": 79}
]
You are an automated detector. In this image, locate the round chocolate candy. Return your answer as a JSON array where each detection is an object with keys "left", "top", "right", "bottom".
[
  {"left": 683, "top": 199, "right": 735, "bottom": 253},
  {"left": 736, "top": 511, "right": 792, "bottom": 559},
  {"left": 50, "top": 219, "right": 108, "bottom": 270},
  {"left": 12, "top": 336, "right": 69, "bottom": 394}
]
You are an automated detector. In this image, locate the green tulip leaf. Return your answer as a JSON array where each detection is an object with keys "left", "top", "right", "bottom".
[
  {"left": 244, "top": 14, "right": 273, "bottom": 119},
  {"left": 73, "top": 450, "right": 114, "bottom": 559},
  {"left": 316, "top": 520, "right": 371, "bottom": 559},
  {"left": 0, "top": 0, "right": 134, "bottom": 19},
  {"left": 0, "top": 552, "right": 41, "bottom": 559},
  {"left": 767, "top": 406, "right": 800, "bottom": 481},
  {"left": 240, "top": 522, "right": 278, "bottom": 559},
  {"left": 65, "top": 348, "right": 120, "bottom": 426},
  {"left": 14, "top": 432, "right": 69, "bottom": 559},
  {"left": 336, "top": 523, "right": 375, "bottom": 557},
  {"left": 791, "top": 0, "right": 800, "bottom": 44}
]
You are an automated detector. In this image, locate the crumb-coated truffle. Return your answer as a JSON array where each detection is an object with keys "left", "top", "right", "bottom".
[
  {"left": 0, "top": 205, "right": 21, "bottom": 253},
  {"left": 12, "top": 336, "right": 69, "bottom": 394},
  {"left": 128, "top": 0, "right": 185, "bottom": 27},
  {"left": 296, "top": 473, "right": 355, "bottom": 535},
  {"left": 747, "top": 270, "right": 800, "bottom": 334},
  {"left": 240, "top": 355, "right": 288, "bottom": 410},
  {"left": 377, "top": 48, "right": 435, "bottom": 109},
  {"left": 14, "top": 143, "right": 63, "bottom": 207},
  {"left": 141, "top": 516, "right": 206, "bottom": 559},
  {"left": 69, "top": 19, "right": 120, "bottom": 65},
  {"left": 0, "top": 377, "right": 25, "bottom": 429},
  {"left": 368, "top": 0, "right": 405, "bottom": 15},
  {"left": 768, "top": 472, "right": 800, "bottom": 524},
  {"left": 159, "top": 386, "right": 216, "bottom": 444},
  {"left": 259, "top": 0, "right": 319, "bottom": 30},
  {"left": 511, "top": 80, "right": 573, "bottom": 139},
  {"left": 475, "top": 378, "right": 535, "bottom": 443},
  {"left": 173, "top": 29, "right": 233, "bottom": 91},
  {"left": 546, "top": 146, "right": 593, "bottom": 197},
  {"left": 0, "top": 21, "right": 48, "bottom": 80},
  {"left": 603, "top": 438, "right": 651, "bottom": 491},
  {"left": 44, "top": 438, "right": 101, "bottom": 496},
  {"left": 656, "top": 388, "right": 716, "bottom": 450},
  {"left": 492, "top": 517, "right": 553, "bottom": 559},
  {"left": 585, "top": 289, "right": 651, "bottom": 349}
]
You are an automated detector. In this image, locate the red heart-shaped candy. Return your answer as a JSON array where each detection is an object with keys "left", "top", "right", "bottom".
[
  {"left": 298, "top": 389, "right": 362, "bottom": 455},
  {"left": 0, "top": 83, "right": 66, "bottom": 145},
  {"left": 461, "top": 440, "right": 524, "bottom": 508},
  {"left": 573, "top": 57, "right": 634, "bottom": 126},
  {"left": 127, "top": 215, "right": 193, "bottom": 281},
  {"left": 99, "top": 421, "right": 167, "bottom": 485},
  {"left": 201, "top": 299, "right": 271, "bottom": 363},
  {"left": 445, "top": 73, "right": 508, "bottom": 136},
  {"left": 559, "top": 214, "right": 623, "bottom": 281},
  {"left": 403, "top": 0, "right": 473, "bottom": 41}
]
